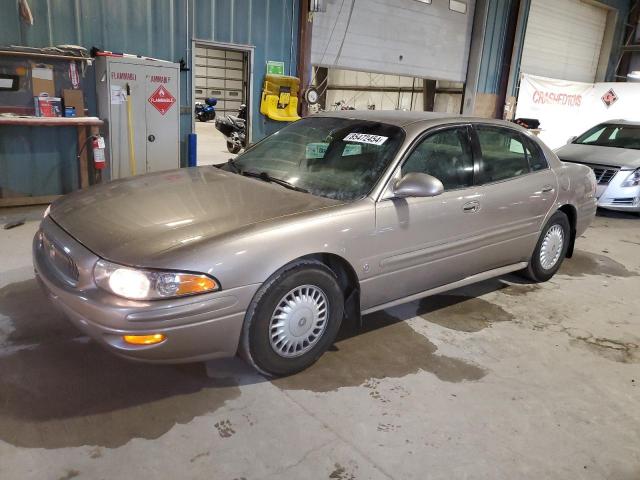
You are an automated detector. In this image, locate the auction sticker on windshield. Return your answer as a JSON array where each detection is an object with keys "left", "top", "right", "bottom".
[{"left": 343, "top": 133, "right": 388, "bottom": 145}]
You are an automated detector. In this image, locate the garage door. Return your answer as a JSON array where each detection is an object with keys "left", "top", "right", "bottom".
[
  {"left": 520, "top": 0, "right": 607, "bottom": 82},
  {"left": 194, "top": 45, "right": 247, "bottom": 116},
  {"left": 311, "top": 0, "right": 474, "bottom": 83}
]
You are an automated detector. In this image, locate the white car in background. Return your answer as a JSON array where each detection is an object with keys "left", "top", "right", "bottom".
[{"left": 555, "top": 120, "right": 640, "bottom": 215}]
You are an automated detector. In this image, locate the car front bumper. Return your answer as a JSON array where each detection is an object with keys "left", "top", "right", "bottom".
[
  {"left": 33, "top": 217, "right": 259, "bottom": 363},
  {"left": 595, "top": 170, "right": 640, "bottom": 213}
]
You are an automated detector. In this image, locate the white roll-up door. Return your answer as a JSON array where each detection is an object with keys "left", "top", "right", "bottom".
[
  {"left": 194, "top": 45, "right": 247, "bottom": 116},
  {"left": 520, "top": 0, "right": 607, "bottom": 82},
  {"left": 311, "top": 0, "right": 475, "bottom": 83}
]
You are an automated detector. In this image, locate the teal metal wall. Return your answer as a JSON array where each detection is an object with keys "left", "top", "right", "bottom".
[
  {"left": 193, "top": 0, "right": 299, "bottom": 137},
  {"left": 476, "top": 0, "right": 519, "bottom": 95},
  {"left": 0, "top": 0, "right": 299, "bottom": 197}
]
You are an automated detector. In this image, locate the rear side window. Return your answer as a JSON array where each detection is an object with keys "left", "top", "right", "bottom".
[
  {"left": 476, "top": 126, "right": 531, "bottom": 183},
  {"left": 523, "top": 136, "right": 548, "bottom": 171}
]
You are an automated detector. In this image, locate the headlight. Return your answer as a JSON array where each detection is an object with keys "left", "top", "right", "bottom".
[
  {"left": 621, "top": 168, "right": 640, "bottom": 187},
  {"left": 93, "top": 260, "right": 219, "bottom": 300},
  {"left": 43, "top": 204, "right": 51, "bottom": 218}
]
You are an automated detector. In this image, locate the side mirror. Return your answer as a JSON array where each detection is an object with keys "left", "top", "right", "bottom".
[
  {"left": 393, "top": 172, "right": 444, "bottom": 198},
  {"left": 567, "top": 136, "right": 577, "bottom": 144}
]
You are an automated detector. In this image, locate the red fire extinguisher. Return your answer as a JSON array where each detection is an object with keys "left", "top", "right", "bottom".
[{"left": 92, "top": 134, "right": 106, "bottom": 170}]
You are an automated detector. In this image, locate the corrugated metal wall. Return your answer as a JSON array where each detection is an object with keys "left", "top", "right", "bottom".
[
  {"left": 194, "top": 0, "right": 299, "bottom": 138},
  {"left": 476, "top": 0, "right": 517, "bottom": 95},
  {"left": 0, "top": 0, "right": 298, "bottom": 198}
]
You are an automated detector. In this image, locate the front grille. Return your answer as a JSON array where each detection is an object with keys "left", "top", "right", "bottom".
[
  {"left": 591, "top": 166, "right": 619, "bottom": 185},
  {"left": 611, "top": 197, "right": 635, "bottom": 205},
  {"left": 561, "top": 160, "right": 620, "bottom": 185},
  {"left": 41, "top": 232, "right": 79, "bottom": 283}
]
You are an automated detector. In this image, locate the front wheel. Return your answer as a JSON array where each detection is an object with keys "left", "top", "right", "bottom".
[
  {"left": 240, "top": 260, "right": 344, "bottom": 377},
  {"left": 227, "top": 141, "right": 242, "bottom": 154},
  {"left": 523, "top": 211, "right": 570, "bottom": 282}
]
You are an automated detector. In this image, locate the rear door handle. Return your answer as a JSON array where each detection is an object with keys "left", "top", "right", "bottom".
[
  {"left": 462, "top": 201, "right": 480, "bottom": 213},
  {"left": 541, "top": 185, "right": 555, "bottom": 193}
]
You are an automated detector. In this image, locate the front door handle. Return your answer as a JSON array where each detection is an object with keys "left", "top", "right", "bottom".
[
  {"left": 541, "top": 185, "right": 555, "bottom": 193},
  {"left": 462, "top": 201, "right": 480, "bottom": 213}
]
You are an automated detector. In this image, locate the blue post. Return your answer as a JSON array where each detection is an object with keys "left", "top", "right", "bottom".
[{"left": 187, "top": 133, "right": 197, "bottom": 167}]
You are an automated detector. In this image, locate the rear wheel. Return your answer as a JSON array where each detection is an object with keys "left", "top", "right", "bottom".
[
  {"left": 227, "top": 142, "right": 242, "bottom": 154},
  {"left": 240, "top": 260, "right": 344, "bottom": 377},
  {"left": 524, "top": 211, "right": 570, "bottom": 282}
]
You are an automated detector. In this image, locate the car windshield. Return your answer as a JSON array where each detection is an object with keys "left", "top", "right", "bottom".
[
  {"left": 229, "top": 117, "right": 405, "bottom": 201},
  {"left": 574, "top": 123, "right": 640, "bottom": 150}
]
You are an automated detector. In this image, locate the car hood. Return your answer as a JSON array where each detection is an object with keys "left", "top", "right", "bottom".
[
  {"left": 50, "top": 167, "right": 342, "bottom": 266},
  {"left": 555, "top": 143, "right": 640, "bottom": 169}
]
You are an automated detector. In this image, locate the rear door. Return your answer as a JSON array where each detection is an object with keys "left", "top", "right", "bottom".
[
  {"left": 470, "top": 124, "right": 558, "bottom": 269},
  {"left": 363, "top": 125, "right": 486, "bottom": 309}
]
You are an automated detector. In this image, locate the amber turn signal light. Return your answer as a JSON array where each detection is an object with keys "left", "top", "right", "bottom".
[
  {"left": 123, "top": 333, "right": 166, "bottom": 345},
  {"left": 175, "top": 275, "right": 218, "bottom": 296}
]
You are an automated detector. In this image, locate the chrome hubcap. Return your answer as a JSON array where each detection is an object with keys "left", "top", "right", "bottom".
[
  {"left": 269, "top": 285, "right": 329, "bottom": 358},
  {"left": 540, "top": 224, "right": 564, "bottom": 270}
]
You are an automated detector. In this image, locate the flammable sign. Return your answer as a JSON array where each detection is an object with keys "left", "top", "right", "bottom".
[{"left": 148, "top": 85, "right": 176, "bottom": 115}]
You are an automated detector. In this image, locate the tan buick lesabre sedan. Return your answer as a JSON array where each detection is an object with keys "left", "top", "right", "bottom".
[{"left": 34, "top": 112, "right": 597, "bottom": 376}]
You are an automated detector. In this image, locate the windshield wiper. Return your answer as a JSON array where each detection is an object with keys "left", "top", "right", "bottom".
[
  {"left": 242, "top": 170, "right": 310, "bottom": 193},
  {"left": 226, "top": 158, "right": 241, "bottom": 172},
  {"left": 220, "top": 159, "right": 309, "bottom": 193},
  {"left": 215, "top": 158, "right": 241, "bottom": 172}
]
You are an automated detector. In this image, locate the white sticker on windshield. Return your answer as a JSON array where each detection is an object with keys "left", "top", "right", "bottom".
[{"left": 343, "top": 133, "right": 388, "bottom": 145}]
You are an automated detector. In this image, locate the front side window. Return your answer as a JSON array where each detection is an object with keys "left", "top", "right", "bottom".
[
  {"left": 476, "top": 126, "right": 531, "bottom": 183},
  {"left": 574, "top": 123, "right": 640, "bottom": 150},
  {"left": 231, "top": 117, "right": 404, "bottom": 201},
  {"left": 401, "top": 127, "right": 474, "bottom": 190}
]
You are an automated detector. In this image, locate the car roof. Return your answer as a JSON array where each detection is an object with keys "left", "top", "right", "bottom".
[
  {"left": 598, "top": 119, "right": 640, "bottom": 127},
  {"left": 312, "top": 110, "right": 519, "bottom": 130}
]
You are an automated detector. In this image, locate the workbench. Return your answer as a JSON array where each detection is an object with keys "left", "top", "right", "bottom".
[{"left": 0, "top": 116, "right": 104, "bottom": 207}]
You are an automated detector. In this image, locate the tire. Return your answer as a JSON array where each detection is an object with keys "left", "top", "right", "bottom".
[
  {"left": 196, "top": 113, "right": 205, "bottom": 122},
  {"left": 523, "top": 211, "right": 571, "bottom": 282},
  {"left": 227, "top": 142, "right": 242, "bottom": 154},
  {"left": 240, "top": 260, "right": 344, "bottom": 377}
]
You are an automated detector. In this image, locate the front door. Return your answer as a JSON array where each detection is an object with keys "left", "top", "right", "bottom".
[{"left": 362, "top": 125, "right": 485, "bottom": 310}]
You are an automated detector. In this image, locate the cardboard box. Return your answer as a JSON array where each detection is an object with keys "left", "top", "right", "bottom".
[
  {"left": 63, "top": 89, "right": 85, "bottom": 117},
  {"left": 31, "top": 64, "right": 55, "bottom": 96}
]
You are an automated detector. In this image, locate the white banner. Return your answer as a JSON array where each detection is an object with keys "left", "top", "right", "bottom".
[{"left": 515, "top": 73, "right": 640, "bottom": 149}]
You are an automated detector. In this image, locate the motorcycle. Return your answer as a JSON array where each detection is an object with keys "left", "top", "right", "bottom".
[
  {"left": 215, "top": 104, "right": 247, "bottom": 154},
  {"left": 194, "top": 97, "right": 217, "bottom": 122},
  {"left": 332, "top": 100, "right": 356, "bottom": 111}
]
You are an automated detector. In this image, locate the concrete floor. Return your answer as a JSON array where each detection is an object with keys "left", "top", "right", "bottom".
[
  {"left": 0, "top": 206, "right": 639, "bottom": 480},
  {"left": 195, "top": 120, "right": 237, "bottom": 166}
]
